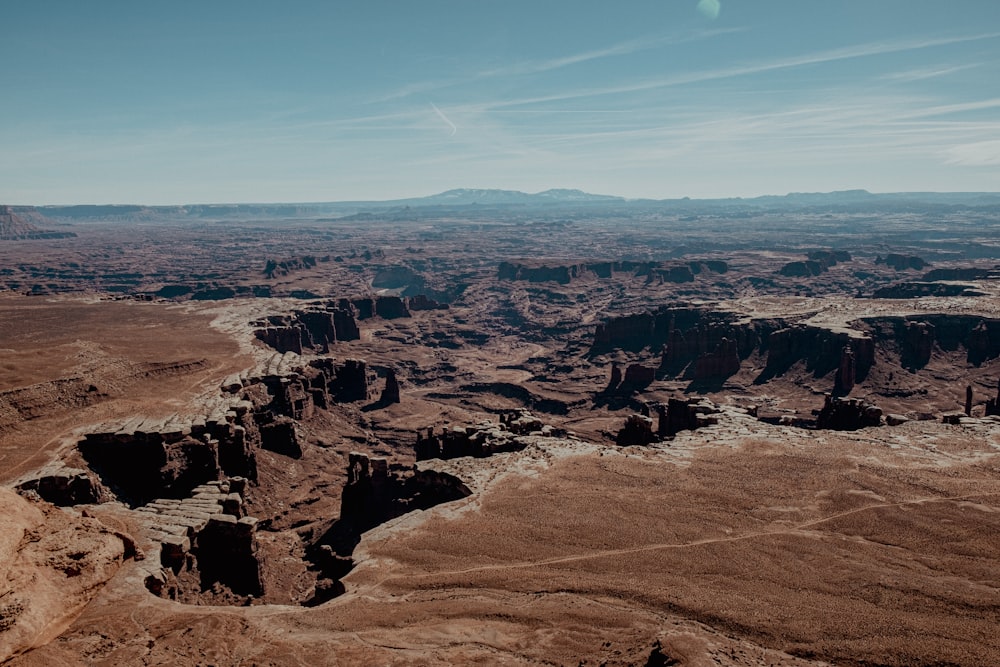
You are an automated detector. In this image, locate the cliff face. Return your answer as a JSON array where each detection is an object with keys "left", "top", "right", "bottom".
[
  {"left": 593, "top": 305, "right": 1000, "bottom": 390},
  {"left": 0, "top": 206, "right": 76, "bottom": 240},
  {"left": 860, "top": 315, "right": 1000, "bottom": 369}
]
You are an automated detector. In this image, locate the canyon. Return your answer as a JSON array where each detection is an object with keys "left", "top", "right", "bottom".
[{"left": 1, "top": 192, "right": 1000, "bottom": 665}]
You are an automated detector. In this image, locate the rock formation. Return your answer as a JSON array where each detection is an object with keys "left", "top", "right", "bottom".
[
  {"left": 254, "top": 304, "right": 360, "bottom": 354},
  {"left": 137, "top": 478, "right": 263, "bottom": 600},
  {"left": 835, "top": 345, "right": 856, "bottom": 395},
  {"left": 380, "top": 369, "right": 400, "bottom": 404},
  {"left": 78, "top": 402, "right": 259, "bottom": 506},
  {"left": 615, "top": 414, "right": 656, "bottom": 446},
  {"left": 306, "top": 452, "right": 472, "bottom": 604},
  {"left": 692, "top": 337, "right": 741, "bottom": 382},
  {"left": 877, "top": 253, "right": 928, "bottom": 271},
  {"left": 986, "top": 380, "right": 1000, "bottom": 417},
  {"left": 263, "top": 255, "right": 317, "bottom": 279},
  {"left": 374, "top": 295, "right": 410, "bottom": 319},
  {"left": 0, "top": 489, "right": 126, "bottom": 662},
  {"left": 658, "top": 397, "right": 722, "bottom": 436},
  {"left": 415, "top": 411, "right": 548, "bottom": 461},
  {"left": 816, "top": 396, "right": 883, "bottom": 431},
  {"left": 622, "top": 363, "right": 655, "bottom": 390},
  {"left": 605, "top": 362, "right": 622, "bottom": 391},
  {"left": 14, "top": 465, "right": 107, "bottom": 506}
]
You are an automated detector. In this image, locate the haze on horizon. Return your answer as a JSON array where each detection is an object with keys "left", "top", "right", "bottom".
[{"left": 1, "top": 1, "right": 999, "bottom": 206}]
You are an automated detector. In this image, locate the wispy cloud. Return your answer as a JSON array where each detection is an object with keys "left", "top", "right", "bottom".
[
  {"left": 945, "top": 140, "right": 1000, "bottom": 166},
  {"left": 881, "top": 63, "right": 980, "bottom": 82},
  {"left": 372, "top": 27, "right": 745, "bottom": 103},
  {"left": 474, "top": 27, "right": 745, "bottom": 79},
  {"left": 478, "top": 31, "right": 1000, "bottom": 109}
]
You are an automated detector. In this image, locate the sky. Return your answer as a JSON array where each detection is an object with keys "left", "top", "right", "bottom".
[{"left": 1, "top": 1, "right": 999, "bottom": 204}]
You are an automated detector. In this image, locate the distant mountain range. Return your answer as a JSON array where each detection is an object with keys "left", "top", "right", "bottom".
[
  {"left": 4, "top": 188, "right": 1000, "bottom": 223},
  {"left": 399, "top": 188, "right": 625, "bottom": 205}
]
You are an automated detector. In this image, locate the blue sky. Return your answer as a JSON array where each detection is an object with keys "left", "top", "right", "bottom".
[{"left": 1, "top": 1, "right": 999, "bottom": 204}]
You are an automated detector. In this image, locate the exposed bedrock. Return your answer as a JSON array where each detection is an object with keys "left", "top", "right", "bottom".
[
  {"left": 596, "top": 305, "right": 1000, "bottom": 388},
  {"left": 255, "top": 357, "right": 370, "bottom": 419},
  {"left": 415, "top": 410, "right": 550, "bottom": 461},
  {"left": 253, "top": 303, "right": 361, "bottom": 354},
  {"left": 138, "top": 478, "right": 264, "bottom": 600},
  {"left": 876, "top": 253, "right": 928, "bottom": 271},
  {"left": 816, "top": 395, "right": 883, "bottom": 431},
  {"left": 659, "top": 397, "right": 723, "bottom": 437},
  {"left": 616, "top": 398, "right": 724, "bottom": 445},
  {"left": 374, "top": 295, "right": 410, "bottom": 319},
  {"left": 622, "top": 363, "right": 656, "bottom": 390},
  {"left": 615, "top": 414, "right": 656, "bottom": 446},
  {"left": 305, "top": 452, "right": 472, "bottom": 605},
  {"left": 860, "top": 315, "right": 1000, "bottom": 369},
  {"left": 78, "top": 403, "right": 259, "bottom": 506},
  {"left": 986, "top": 380, "right": 1000, "bottom": 416},
  {"left": 380, "top": 368, "right": 400, "bottom": 404},
  {"left": 14, "top": 465, "right": 108, "bottom": 506},
  {"left": 760, "top": 325, "right": 875, "bottom": 384},
  {"left": 778, "top": 250, "right": 850, "bottom": 278},
  {"left": 259, "top": 418, "right": 301, "bottom": 458},
  {"left": 871, "top": 282, "right": 976, "bottom": 299},
  {"left": 263, "top": 255, "right": 317, "bottom": 279},
  {"left": 922, "top": 266, "right": 998, "bottom": 281}
]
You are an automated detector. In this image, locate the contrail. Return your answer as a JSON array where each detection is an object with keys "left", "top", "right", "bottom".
[{"left": 429, "top": 102, "right": 457, "bottom": 136}]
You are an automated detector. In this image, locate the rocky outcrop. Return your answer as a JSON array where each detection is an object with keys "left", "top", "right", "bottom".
[
  {"left": 834, "top": 346, "right": 856, "bottom": 395},
  {"left": 260, "top": 418, "right": 301, "bottom": 457},
  {"left": 137, "top": 478, "right": 263, "bottom": 600},
  {"left": 877, "top": 253, "right": 928, "bottom": 271},
  {"left": 498, "top": 262, "right": 580, "bottom": 284},
  {"left": 816, "top": 396, "right": 882, "bottom": 430},
  {"left": 254, "top": 304, "right": 361, "bottom": 354},
  {"left": 692, "top": 337, "right": 741, "bottom": 382},
  {"left": 605, "top": 363, "right": 623, "bottom": 391},
  {"left": 263, "top": 255, "right": 317, "bottom": 279},
  {"left": 658, "top": 397, "right": 722, "bottom": 437},
  {"left": 415, "top": 411, "right": 549, "bottom": 461},
  {"left": 900, "top": 321, "right": 935, "bottom": 369},
  {"left": 14, "top": 465, "right": 108, "bottom": 506},
  {"left": 622, "top": 364, "right": 656, "bottom": 390},
  {"left": 616, "top": 414, "right": 656, "bottom": 446},
  {"left": 337, "top": 453, "right": 472, "bottom": 535},
  {"left": 0, "top": 489, "right": 126, "bottom": 662},
  {"left": 498, "top": 259, "right": 728, "bottom": 285},
  {"left": 249, "top": 354, "right": 369, "bottom": 417},
  {"left": 863, "top": 315, "right": 1000, "bottom": 369},
  {"left": 306, "top": 452, "right": 472, "bottom": 604},
  {"left": 871, "top": 282, "right": 972, "bottom": 299},
  {"left": 79, "top": 403, "right": 259, "bottom": 506},
  {"left": 380, "top": 369, "right": 400, "bottom": 404},
  {"left": 778, "top": 260, "right": 825, "bottom": 278},
  {"left": 986, "top": 380, "right": 1000, "bottom": 417},
  {"left": 375, "top": 295, "right": 411, "bottom": 319},
  {"left": 763, "top": 325, "right": 874, "bottom": 383},
  {"left": 595, "top": 306, "right": 759, "bottom": 358},
  {"left": 407, "top": 294, "right": 449, "bottom": 311},
  {"left": 922, "top": 267, "right": 995, "bottom": 281}
]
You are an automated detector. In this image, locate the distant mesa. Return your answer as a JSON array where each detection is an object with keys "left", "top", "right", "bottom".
[
  {"left": 876, "top": 253, "right": 928, "bottom": 271},
  {"left": 778, "top": 250, "right": 850, "bottom": 278},
  {"left": 0, "top": 205, "right": 76, "bottom": 240}
]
